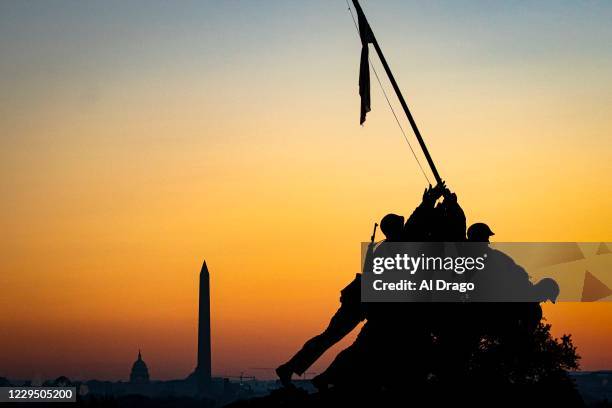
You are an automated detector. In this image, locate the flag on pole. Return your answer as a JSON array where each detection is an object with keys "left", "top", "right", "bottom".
[{"left": 356, "top": 4, "right": 374, "bottom": 125}]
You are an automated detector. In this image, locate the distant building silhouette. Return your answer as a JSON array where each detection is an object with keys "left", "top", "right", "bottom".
[
  {"left": 129, "top": 350, "right": 150, "bottom": 384},
  {"left": 189, "top": 260, "right": 212, "bottom": 392},
  {"left": 19, "top": 260, "right": 246, "bottom": 403}
]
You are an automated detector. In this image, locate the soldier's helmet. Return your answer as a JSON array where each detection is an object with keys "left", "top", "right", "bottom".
[
  {"left": 534, "top": 278, "right": 561, "bottom": 303},
  {"left": 380, "top": 213, "right": 404, "bottom": 240},
  {"left": 467, "top": 223, "right": 495, "bottom": 242}
]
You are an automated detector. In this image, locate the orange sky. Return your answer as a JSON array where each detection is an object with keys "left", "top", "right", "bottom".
[{"left": 1, "top": 1, "right": 611, "bottom": 381}]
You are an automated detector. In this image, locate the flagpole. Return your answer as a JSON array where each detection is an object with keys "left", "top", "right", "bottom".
[{"left": 352, "top": 0, "right": 443, "bottom": 186}]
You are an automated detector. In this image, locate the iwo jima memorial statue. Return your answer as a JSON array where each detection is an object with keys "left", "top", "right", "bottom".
[{"left": 230, "top": 1, "right": 583, "bottom": 407}]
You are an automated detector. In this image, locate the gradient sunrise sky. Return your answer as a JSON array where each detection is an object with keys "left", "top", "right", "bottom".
[{"left": 1, "top": 1, "right": 611, "bottom": 381}]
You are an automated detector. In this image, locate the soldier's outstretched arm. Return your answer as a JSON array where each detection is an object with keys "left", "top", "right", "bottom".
[{"left": 404, "top": 184, "right": 442, "bottom": 238}]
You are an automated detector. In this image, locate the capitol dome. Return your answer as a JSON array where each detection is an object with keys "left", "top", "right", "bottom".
[{"left": 129, "top": 350, "right": 150, "bottom": 384}]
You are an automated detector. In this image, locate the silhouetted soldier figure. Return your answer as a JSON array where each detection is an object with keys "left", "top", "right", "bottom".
[
  {"left": 306, "top": 213, "right": 426, "bottom": 392},
  {"left": 468, "top": 222, "right": 559, "bottom": 304},
  {"left": 416, "top": 184, "right": 474, "bottom": 386},
  {"left": 467, "top": 222, "right": 558, "bottom": 346},
  {"left": 433, "top": 222, "right": 496, "bottom": 386},
  {"left": 275, "top": 220, "right": 393, "bottom": 387}
]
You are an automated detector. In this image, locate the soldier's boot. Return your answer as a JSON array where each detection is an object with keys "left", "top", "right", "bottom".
[{"left": 275, "top": 363, "right": 293, "bottom": 387}]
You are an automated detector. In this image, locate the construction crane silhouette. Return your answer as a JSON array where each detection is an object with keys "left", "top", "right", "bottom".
[
  {"left": 221, "top": 372, "right": 256, "bottom": 384},
  {"left": 249, "top": 367, "right": 317, "bottom": 380}
]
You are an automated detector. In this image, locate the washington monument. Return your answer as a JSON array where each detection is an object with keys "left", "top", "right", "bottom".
[{"left": 191, "top": 260, "right": 212, "bottom": 390}]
